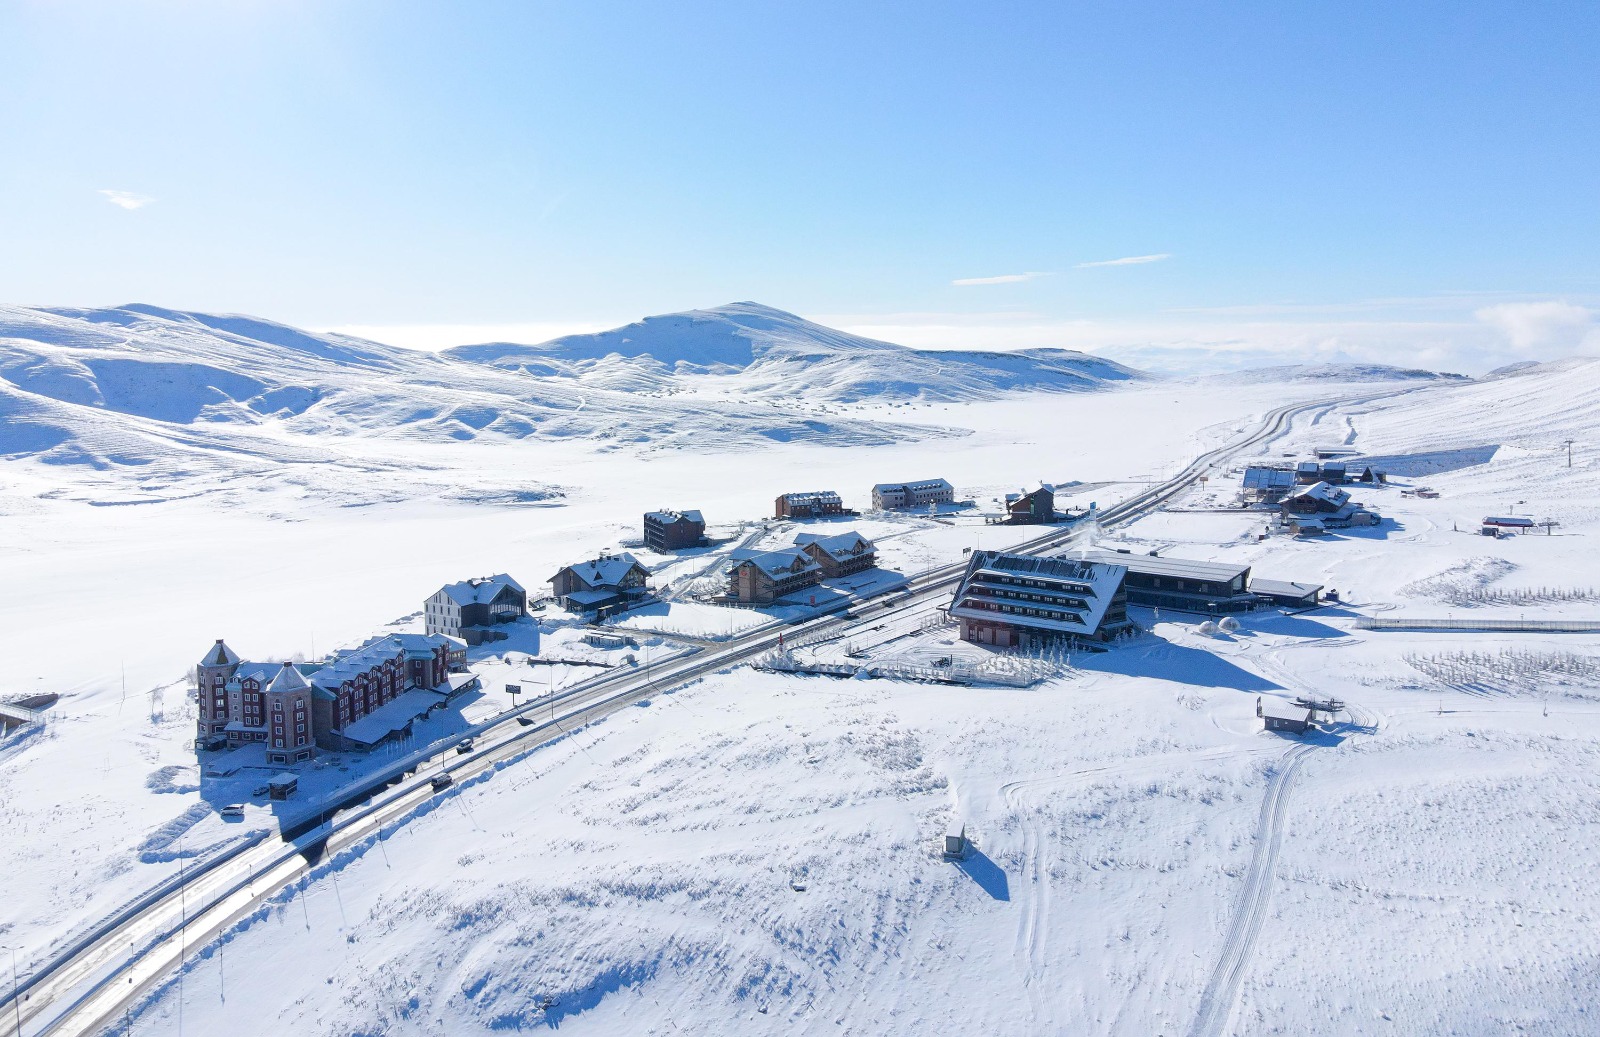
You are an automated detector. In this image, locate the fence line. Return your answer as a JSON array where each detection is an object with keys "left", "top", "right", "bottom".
[{"left": 1356, "top": 617, "right": 1600, "bottom": 633}]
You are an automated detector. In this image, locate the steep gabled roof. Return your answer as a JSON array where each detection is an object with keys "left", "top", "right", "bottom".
[
  {"left": 557, "top": 552, "right": 648, "bottom": 590},
  {"left": 437, "top": 573, "right": 526, "bottom": 607},
  {"left": 794, "top": 530, "right": 875, "bottom": 562},
  {"left": 739, "top": 547, "right": 822, "bottom": 579}
]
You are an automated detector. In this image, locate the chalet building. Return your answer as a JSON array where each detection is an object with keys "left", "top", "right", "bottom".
[
  {"left": 727, "top": 547, "right": 822, "bottom": 604},
  {"left": 644, "top": 509, "right": 707, "bottom": 551},
  {"left": 195, "top": 632, "right": 469, "bottom": 761},
  {"left": 795, "top": 530, "right": 878, "bottom": 578},
  {"left": 949, "top": 550, "right": 1133, "bottom": 648},
  {"left": 871, "top": 478, "right": 955, "bottom": 511},
  {"left": 1294, "top": 461, "right": 1323, "bottom": 484},
  {"left": 551, "top": 552, "right": 652, "bottom": 615},
  {"left": 1241, "top": 466, "right": 1297, "bottom": 503},
  {"left": 425, "top": 574, "right": 527, "bottom": 645},
  {"left": 1281, "top": 481, "right": 1379, "bottom": 527},
  {"left": 1004, "top": 485, "right": 1057, "bottom": 524},
  {"left": 775, "top": 490, "right": 845, "bottom": 519}
]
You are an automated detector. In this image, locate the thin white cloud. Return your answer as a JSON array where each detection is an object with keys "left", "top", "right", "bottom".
[
  {"left": 99, "top": 189, "right": 153, "bottom": 210},
  {"left": 1474, "top": 300, "right": 1594, "bottom": 354},
  {"left": 951, "top": 272, "right": 1049, "bottom": 286},
  {"left": 1075, "top": 253, "right": 1171, "bottom": 268}
]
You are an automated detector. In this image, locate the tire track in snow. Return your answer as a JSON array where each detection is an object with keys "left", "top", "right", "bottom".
[{"left": 1186, "top": 742, "right": 1316, "bottom": 1037}]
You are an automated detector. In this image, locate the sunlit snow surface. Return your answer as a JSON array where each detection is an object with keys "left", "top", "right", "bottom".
[{"left": 3, "top": 305, "right": 1599, "bottom": 1036}]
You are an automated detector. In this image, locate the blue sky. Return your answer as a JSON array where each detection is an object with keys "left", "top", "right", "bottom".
[{"left": 1, "top": 1, "right": 1597, "bottom": 370}]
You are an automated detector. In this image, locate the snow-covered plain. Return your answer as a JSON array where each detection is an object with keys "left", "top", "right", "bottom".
[{"left": 3, "top": 305, "right": 1599, "bottom": 1036}]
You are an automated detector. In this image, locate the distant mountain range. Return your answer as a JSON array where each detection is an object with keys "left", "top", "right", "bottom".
[
  {"left": 445, "top": 301, "right": 1146, "bottom": 403},
  {"left": 0, "top": 301, "right": 1158, "bottom": 504}
]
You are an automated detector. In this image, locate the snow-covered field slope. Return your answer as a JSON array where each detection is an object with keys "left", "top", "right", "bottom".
[
  {"left": 8, "top": 311, "right": 1599, "bottom": 1036},
  {"left": 446, "top": 301, "right": 1146, "bottom": 403},
  {"left": 0, "top": 303, "right": 1002, "bottom": 506}
]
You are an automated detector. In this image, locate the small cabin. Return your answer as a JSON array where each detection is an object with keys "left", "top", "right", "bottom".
[
  {"left": 1257, "top": 697, "right": 1313, "bottom": 735},
  {"left": 267, "top": 772, "right": 299, "bottom": 800}
]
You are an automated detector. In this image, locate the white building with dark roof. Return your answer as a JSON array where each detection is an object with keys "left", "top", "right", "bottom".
[
  {"left": 950, "top": 550, "right": 1133, "bottom": 647},
  {"left": 425, "top": 574, "right": 527, "bottom": 644},
  {"left": 871, "top": 478, "right": 955, "bottom": 511}
]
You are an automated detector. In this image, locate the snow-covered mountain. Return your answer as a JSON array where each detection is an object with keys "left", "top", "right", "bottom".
[
  {"left": 445, "top": 302, "right": 1146, "bottom": 403},
  {"left": 0, "top": 304, "right": 1004, "bottom": 502}
]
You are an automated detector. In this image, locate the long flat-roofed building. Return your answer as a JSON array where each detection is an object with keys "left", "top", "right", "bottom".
[
  {"left": 949, "top": 550, "right": 1132, "bottom": 648},
  {"left": 872, "top": 478, "right": 955, "bottom": 511},
  {"left": 1077, "top": 549, "right": 1258, "bottom": 613}
]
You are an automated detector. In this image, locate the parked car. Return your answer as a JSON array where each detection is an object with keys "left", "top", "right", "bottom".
[
  {"left": 219, "top": 804, "right": 245, "bottom": 819},
  {"left": 455, "top": 738, "right": 475, "bottom": 755},
  {"left": 250, "top": 785, "right": 269, "bottom": 797},
  {"left": 430, "top": 773, "right": 454, "bottom": 792}
]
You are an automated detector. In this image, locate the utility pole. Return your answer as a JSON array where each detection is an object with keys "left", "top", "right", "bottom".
[{"left": 1564, "top": 439, "right": 1575, "bottom": 468}]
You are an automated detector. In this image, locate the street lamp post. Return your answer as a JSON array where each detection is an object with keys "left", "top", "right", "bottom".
[{"left": 4, "top": 944, "right": 20, "bottom": 1037}]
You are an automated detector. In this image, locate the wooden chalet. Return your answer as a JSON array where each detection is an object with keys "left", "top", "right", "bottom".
[
  {"left": 1004, "top": 485, "right": 1057, "bottom": 524},
  {"left": 727, "top": 547, "right": 822, "bottom": 604},
  {"left": 551, "top": 552, "right": 652, "bottom": 614},
  {"left": 794, "top": 530, "right": 878, "bottom": 578}
]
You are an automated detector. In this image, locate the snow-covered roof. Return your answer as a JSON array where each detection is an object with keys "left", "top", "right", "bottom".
[
  {"left": 267, "top": 661, "right": 309, "bottom": 694},
  {"left": 339, "top": 688, "right": 446, "bottom": 745},
  {"left": 738, "top": 547, "right": 821, "bottom": 579},
  {"left": 557, "top": 552, "right": 647, "bottom": 590},
  {"left": 1250, "top": 578, "right": 1323, "bottom": 598},
  {"left": 1483, "top": 515, "right": 1536, "bottom": 527},
  {"left": 780, "top": 490, "right": 841, "bottom": 504},
  {"left": 1286, "top": 481, "right": 1351, "bottom": 508},
  {"left": 1078, "top": 548, "right": 1248, "bottom": 584},
  {"left": 310, "top": 632, "right": 452, "bottom": 690},
  {"left": 871, "top": 478, "right": 952, "bottom": 493},
  {"left": 1242, "top": 467, "right": 1295, "bottom": 490},
  {"left": 793, "top": 530, "right": 875, "bottom": 561},
  {"left": 645, "top": 509, "right": 704, "bottom": 524},
  {"left": 1005, "top": 484, "right": 1055, "bottom": 504},
  {"left": 199, "top": 639, "right": 240, "bottom": 668},
  {"left": 227, "top": 661, "right": 280, "bottom": 687},
  {"left": 437, "top": 573, "right": 526, "bottom": 607}
]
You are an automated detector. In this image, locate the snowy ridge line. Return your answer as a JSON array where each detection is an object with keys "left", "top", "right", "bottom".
[
  {"left": 1187, "top": 744, "right": 1317, "bottom": 1037},
  {"left": 6, "top": 385, "right": 1411, "bottom": 1037}
]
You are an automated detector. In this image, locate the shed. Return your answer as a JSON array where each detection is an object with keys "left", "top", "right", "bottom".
[
  {"left": 1250, "top": 578, "right": 1323, "bottom": 608},
  {"left": 1257, "top": 697, "right": 1313, "bottom": 735},
  {"left": 1482, "top": 515, "right": 1536, "bottom": 533},
  {"left": 943, "top": 824, "right": 969, "bottom": 860},
  {"left": 267, "top": 773, "right": 299, "bottom": 800}
]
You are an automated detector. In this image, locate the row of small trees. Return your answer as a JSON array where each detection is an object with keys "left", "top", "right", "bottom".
[
  {"left": 1404, "top": 647, "right": 1600, "bottom": 693},
  {"left": 1443, "top": 585, "right": 1600, "bottom": 607}
]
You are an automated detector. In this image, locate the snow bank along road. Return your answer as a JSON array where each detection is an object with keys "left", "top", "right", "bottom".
[{"left": 1, "top": 387, "right": 1415, "bottom": 1037}]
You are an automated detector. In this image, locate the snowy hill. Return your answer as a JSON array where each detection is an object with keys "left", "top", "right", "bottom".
[
  {"left": 446, "top": 302, "right": 1146, "bottom": 403},
  {"left": 1195, "top": 362, "right": 1468, "bottom": 385},
  {"left": 0, "top": 304, "right": 974, "bottom": 503}
]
